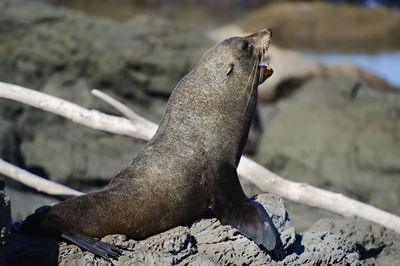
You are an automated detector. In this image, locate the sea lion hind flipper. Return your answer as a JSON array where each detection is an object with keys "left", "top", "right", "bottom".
[
  {"left": 217, "top": 198, "right": 278, "bottom": 251},
  {"left": 61, "top": 230, "right": 123, "bottom": 261},
  {"left": 20, "top": 206, "right": 122, "bottom": 261},
  {"left": 237, "top": 200, "right": 278, "bottom": 251}
]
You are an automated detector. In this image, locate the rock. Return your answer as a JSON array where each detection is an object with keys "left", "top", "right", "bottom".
[
  {"left": 5, "top": 233, "right": 59, "bottom": 266},
  {"left": 310, "top": 216, "right": 400, "bottom": 265},
  {"left": 4, "top": 187, "right": 57, "bottom": 221},
  {"left": 236, "top": 1, "right": 400, "bottom": 53},
  {"left": 288, "top": 229, "right": 360, "bottom": 265},
  {"left": 0, "top": 120, "right": 26, "bottom": 190},
  {"left": 56, "top": 194, "right": 293, "bottom": 265},
  {"left": 7, "top": 193, "right": 370, "bottom": 265},
  {"left": 254, "top": 74, "right": 400, "bottom": 223},
  {"left": 0, "top": 182, "right": 11, "bottom": 265}
]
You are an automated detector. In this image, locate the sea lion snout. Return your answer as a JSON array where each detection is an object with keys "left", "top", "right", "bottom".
[{"left": 240, "top": 28, "right": 273, "bottom": 85}]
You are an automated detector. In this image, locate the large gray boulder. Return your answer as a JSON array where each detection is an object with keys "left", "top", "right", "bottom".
[
  {"left": 0, "top": 182, "right": 11, "bottom": 265},
  {"left": 254, "top": 74, "right": 400, "bottom": 230}
]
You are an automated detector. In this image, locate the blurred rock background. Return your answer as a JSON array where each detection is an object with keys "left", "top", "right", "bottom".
[{"left": 0, "top": 0, "right": 399, "bottom": 251}]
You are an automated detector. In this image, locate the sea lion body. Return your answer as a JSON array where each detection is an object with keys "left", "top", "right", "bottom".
[{"left": 22, "top": 29, "right": 276, "bottom": 256}]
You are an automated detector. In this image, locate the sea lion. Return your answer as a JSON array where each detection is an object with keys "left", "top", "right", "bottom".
[{"left": 21, "top": 28, "right": 276, "bottom": 259}]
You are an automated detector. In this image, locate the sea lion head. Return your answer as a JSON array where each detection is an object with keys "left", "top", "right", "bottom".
[
  {"left": 199, "top": 28, "right": 273, "bottom": 91},
  {"left": 163, "top": 28, "right": 274, "bottom": 127},
  {"left": 225, "top": 28, "right": 273, "bottom": 85}
]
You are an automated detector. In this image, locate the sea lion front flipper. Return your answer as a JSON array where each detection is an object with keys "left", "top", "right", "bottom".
[{"left": 212, "top": 163, "right": 278, "bottom": 251}]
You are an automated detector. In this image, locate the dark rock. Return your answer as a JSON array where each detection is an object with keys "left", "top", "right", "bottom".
[
  {"left": 5, "top": 233, "right": 59, "bottom": 266},
  {"left": 0, "top": 183, "right": 11, "bottom": 265},
  {"left": 0, "top": 120, "right": 26, "bottom": 190}
]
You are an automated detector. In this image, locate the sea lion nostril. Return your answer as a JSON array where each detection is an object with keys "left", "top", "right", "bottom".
[{"left": 266, "top": 28, "right": 272, "bottom": 37}]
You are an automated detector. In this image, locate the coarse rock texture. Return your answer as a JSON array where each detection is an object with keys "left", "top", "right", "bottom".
[
  {"left": 0, "top": 182, "right": 11, "bottom": 265},
  {"left": 237, "top": 1, "right": 400, "bottom": 53},
  {"left": 6, "top": 193, "right": 369, "bottom": 265},
  {"left": 310, "top": 216, "right": 400, "bottom": 265},
  {"left": 253, "top": 74, "right": 400, "bottom": 230}
]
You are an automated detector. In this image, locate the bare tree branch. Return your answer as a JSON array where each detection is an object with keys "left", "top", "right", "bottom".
[
  {"left": 1, "top": 81, "right": 400, "bottom": 234},
  {"left": 0, "top": 81, "right": 157, "bottom": 141},
  {"left": 0, "top": 159, "right": 83, "bottom": 197},
  {"left": 91, "top": 89, "right": 157, "bottom": 129}
]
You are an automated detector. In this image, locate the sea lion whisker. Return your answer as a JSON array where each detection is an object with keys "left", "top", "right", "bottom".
[
  {"left": 243, "top": 50, "right": 259, "bottom": 98},
  {"left": 243, "top": 50, "right": 261, "bottom": 113},
  {"left": 242, "top": 62, "right": 258, "bottom": 112},
  {"left": 259, "top": 64, "right": 264, "bottom": 85}
]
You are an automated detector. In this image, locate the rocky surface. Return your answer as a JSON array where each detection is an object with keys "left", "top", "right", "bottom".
[
  {"left": 6, "top": 193, "right": 370, "bottom": 265},
  {"left": 0, "top": 182, "right": 11, "bottom": 265},
  {"left": 6, "top": 193, "right": 400, "bottom": 265},
  {"left": 310, "top": 216, "right": 400, "bottom": 265},
  {"left": 237, "top": 1, "right": 400, "bottom": 53}
]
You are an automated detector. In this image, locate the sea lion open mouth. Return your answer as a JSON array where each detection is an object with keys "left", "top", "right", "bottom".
[{"left": 258, "top": 63, "right": 273, "bottom": 85}]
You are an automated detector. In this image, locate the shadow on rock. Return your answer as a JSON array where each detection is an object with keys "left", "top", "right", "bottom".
[{"left": 5, "top": 233, "right": 59, "bottom": 266}]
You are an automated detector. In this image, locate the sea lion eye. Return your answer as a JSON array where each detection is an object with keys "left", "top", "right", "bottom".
[
  {"left": 238, "top": 40, "right": 249, "bottom": 51},
  {"left": 226, "top": 63, "right": 234, "bottom": 76}
]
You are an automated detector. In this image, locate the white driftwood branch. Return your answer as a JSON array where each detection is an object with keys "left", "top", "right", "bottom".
[
  {"left": 237, "top": 157, "right": 400, "bottom": 234},
  {"left": 0, "top": 81, "right": 157, "bottom": 141},
  {"left": 1, "top": 81, "right": 400, "bottom": 234},
  {"left": 0, "top": 159, "right": 83, "bottom": 197},
  {"left": 91, "top": 89, "right": 156, "bottom": 129}
]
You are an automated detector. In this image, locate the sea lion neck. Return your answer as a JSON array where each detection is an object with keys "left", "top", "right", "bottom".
[{"left": 153, "top": 29, "right": 273, "bottom": 164}]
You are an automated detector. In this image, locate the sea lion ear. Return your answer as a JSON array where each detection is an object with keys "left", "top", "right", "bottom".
[
  {"left": 237, "top": 40, "right": 250, "bottom": 51},
  {"left": 226, "top": 63, "right": 234, "bottom": 76}
]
